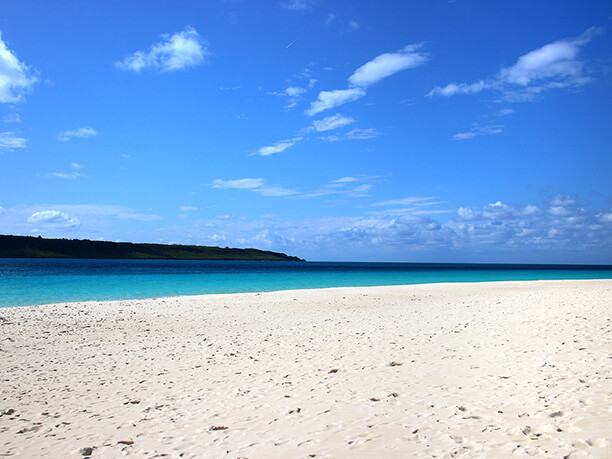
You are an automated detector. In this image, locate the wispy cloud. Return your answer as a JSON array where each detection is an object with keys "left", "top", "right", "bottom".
[
  {"left": 349, "top": 44, "right": 428, "bottom": 88},
  {"left": 306, "top": 88, "right": 366, "bottom": 116},
  {"left": 211, "top": 178, "right": 265, "bottom": 190},
  {"left": 270, "top": 86, "right": 306, "bottom": 109},
  {"left": 301, "top": 175, "right": 384, "bottom": 199},
  {"left": 373, "top": 196, "right": 441, "bottom": 207},
  {"left": 321, "top": 127, "right": 379, "bottom": 142},
  {"left": 325, "top": 13, "right": 360, "bottom": 32},
  {"left": 3, "top": 113, "right": 21, "bottom": 123},
  {"left": 306, "top": 44, "right": 427, "bottom": 115},
  {"left": 47, "top": 172, "right": 85, "bottom": 180},
  {"left": 115, "top": 26, "right": 208, "bottom": 72},
  {"left": 211, "top": 178, "right": 297, "bottom": 197},
  {"left": 453, "top": 123, "right": 503, "bottom": 140},
  {"left": 59, "top": 127, "right": 98, "bottom": 142},
  {"left": 47, "top": 162, "right": 86, "bottom": 179},
  {"left": 0, "top": 132, "right": 27, "bottom": 152},
  {"left": 428, "top": 27, "right": 602, "bottom": 101},
  {"left": 280, "top": 0, "right": 311, "bottom": 11},
  {"left": 254, "top": 137, "right": 302, "bottom": 156},
  {"left": 0, "top": 33, "right": 39, "bottom": 103},
  {"left": 179, "top": 205, "right": 197, "bottom": 212},
  {"left": 309, "top": 113, "right": 355, "bottom": 132}
]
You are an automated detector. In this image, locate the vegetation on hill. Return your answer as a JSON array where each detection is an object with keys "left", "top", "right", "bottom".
[{"left": 0, "top": 235, "right": 304, "bottom": 261}]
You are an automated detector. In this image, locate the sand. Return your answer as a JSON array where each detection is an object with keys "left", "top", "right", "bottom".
[{"left": 0, "top": 280, "right": 610, "bottom": 458}]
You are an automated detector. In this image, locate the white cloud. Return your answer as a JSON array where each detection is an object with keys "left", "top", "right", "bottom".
[
  {"left": 115, "top": 26, "right": 208, "bottom": 72},
  {"left": 330, "top": 176, "right": 358, "bottom": 184},
  {"left": 27, "top": 210, "right": 80, "bottom": 228},
  {"left": 255, "top": 137, "right": 301, "bottom": 156},
  {"left": 256, "top": 186, "right": 297, "bottom": 197},
  {"left": 59, "top": 127, "right": 98, "bottom": 142},
  {"left": 285, "top": 86, "right": 305, "bottom": 97},
  {"left": 300, "top": 175, "right": 385, "bottom": 199},
  {"left": 3, "top": 113, "right": 21, "bottom": 123},
  {"left": 310, "top": 113, "right": 355, "bottom": 132},
  {"left": 321, "top": 127, "right": 379, "bottom": 142},
  {"left": 211, "top": 178, "right": 265, "bottom": 189},
  {"left": 550, "top": 195, "right": 576, "bottom": 206},
  {"left": 0, "top": 132, "right": 27, "bottom": 152},
  {"left": 306, "top": 44, "right": 426, "bottom": 115},
  {"left": 428, "top": 27, "right": 601, "bottom": 101},
  {"left": 70, "top": 162, "right": 85, "bottom": 169},
  {"left": 270, "top": 86, "right": 306, "bottom": 109},
  {"left": 349, "top": 44, "right": 428, "bottom": 88},
  {"left": 179, "top": 206, "right": 197, "bottom": 211},
  {"left": 0, "top": 33, "right": 38, "bottom": 103},
  {"left": 453, "top": 123, "right": 502, "bottom": 140},
  {"left": 47, "top": 171, "right": 85, "bottom": 180},
  {"left": 598, "top": 211, "right": 612, "bottom": 223},
  {"left": 280, "top": 0, "right": 310, "bottom": 10},
  {"left": 373, "top": 196, "right": 440, "bottom": 207},
  {"left": 427, "top": 81, "right": 488, "bottom": 98},
  {"left": 306, "top": 88, "right": 366, "bottom": 116},
  {"left": 211, "top": 178, "right": 296, "bottom": 197},
  {"left": 497, "top": 108, "right": 516, "bottom": 116}
]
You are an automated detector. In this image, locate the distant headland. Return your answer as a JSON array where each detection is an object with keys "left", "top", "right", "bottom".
[{"left": 0, "top": 235, "right": 305, "bottom": 261}]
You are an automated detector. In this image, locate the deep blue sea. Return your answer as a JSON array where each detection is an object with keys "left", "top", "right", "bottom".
[{"left": 0, "top": 258, "right": 611, "bottom": 308}]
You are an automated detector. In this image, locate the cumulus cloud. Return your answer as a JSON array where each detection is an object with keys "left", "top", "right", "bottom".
[
  {"left": 428, "top": 27, "right": 602, "bottom": 101},
  {"left": 0, "top": 131, "right": 27, "bottom": 152},
  {"left": 0, "top": 33, "right": 38, "bottom": 103},
  {"left": 309, "top": 113, "right": 355, "bottom": 132},
  {"left": 349, "top": 44, "right": 428, "bottom": 88},
  {"left": 115, "top": 26, "right": 208, "bottom": 72},
  {"left": 254, "top": 137, "right": 301, "bottom": 156},
  {"left": 58, "top": 127, "right": 98, "bottom": 142},
  {"left": 27, "top": 210, "right": 80, "bottom": 228},
  {"left": 453, "top": 123, "right": 503, "bottom": 140}
]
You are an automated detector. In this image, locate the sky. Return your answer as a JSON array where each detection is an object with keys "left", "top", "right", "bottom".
[{"left": 0, "top": 0, "right": 611, "bottom": 263}]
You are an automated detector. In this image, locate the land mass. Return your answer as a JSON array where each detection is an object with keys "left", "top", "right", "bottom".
[{"left": 0, "top": 234, "right": 304, "bottom": 261}]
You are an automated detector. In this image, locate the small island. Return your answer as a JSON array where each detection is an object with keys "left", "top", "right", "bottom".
[{"left": 0, "top": 235, "right": 304, "bottom": 261}]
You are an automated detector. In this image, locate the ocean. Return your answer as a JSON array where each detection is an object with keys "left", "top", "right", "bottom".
[{"left": 1, "top": 258, "right": 611, "bottom": 308}]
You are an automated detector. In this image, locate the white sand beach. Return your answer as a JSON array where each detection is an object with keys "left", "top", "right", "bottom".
[{"left": 0, "top": 280, "right": 610, "bottom": 458}]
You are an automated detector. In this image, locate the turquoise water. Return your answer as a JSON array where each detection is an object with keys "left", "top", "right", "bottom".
[{"left": 1, "top": 259, "right": 611, "bottom": 308}]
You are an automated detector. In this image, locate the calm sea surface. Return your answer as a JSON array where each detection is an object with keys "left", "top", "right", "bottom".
[{"left": 1, "top": 258, "right": 611, "bottom": 308}]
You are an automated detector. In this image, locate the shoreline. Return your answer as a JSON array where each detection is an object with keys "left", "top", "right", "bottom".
[
  {"left": 1, "top": 280, "right": 610, "bottom": 457},
  {"left": 4, "top": 277, "right": 612, "bottom": 310}
]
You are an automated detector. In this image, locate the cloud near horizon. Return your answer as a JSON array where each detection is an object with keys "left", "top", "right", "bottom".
[{"left": 115, "top": 26, "right": 208, "bottom": 72}]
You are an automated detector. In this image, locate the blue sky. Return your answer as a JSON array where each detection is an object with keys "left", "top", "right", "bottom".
[{"left": 1, "top": 0, "right": 611, "bottom": 263}]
